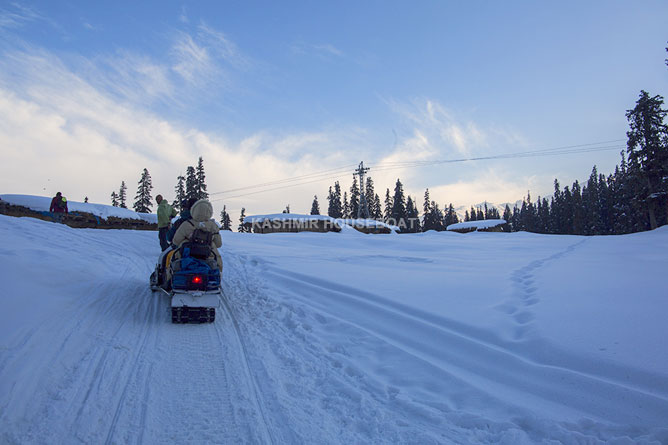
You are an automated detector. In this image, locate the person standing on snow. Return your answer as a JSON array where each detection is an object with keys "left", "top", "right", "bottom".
[
  {"left": 156, "top": 194, "right": 177, "bottom": 251},
  {"left": 49, "top": 192, "right": 68, "bottom": 223}
]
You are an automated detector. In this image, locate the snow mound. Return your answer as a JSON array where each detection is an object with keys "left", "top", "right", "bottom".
[
  {"left": 0, "top": 194, "right": 157, "bottom": 223},
  {"left": 447, "top": 218, "right": 506, "bottom": 231}
]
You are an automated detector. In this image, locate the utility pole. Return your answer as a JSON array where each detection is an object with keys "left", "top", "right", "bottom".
[{"left": 355, "top": 161, "right": 370, "bottom": 219}]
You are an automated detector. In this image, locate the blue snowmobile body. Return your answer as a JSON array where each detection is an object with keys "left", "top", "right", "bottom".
[{"left": 150, "top": 246, "right": 221, "bottom": 323}]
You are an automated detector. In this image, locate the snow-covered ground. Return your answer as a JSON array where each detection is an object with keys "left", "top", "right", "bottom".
[{"left": 1, "top": 214, "right": 667, "bottom": 444}]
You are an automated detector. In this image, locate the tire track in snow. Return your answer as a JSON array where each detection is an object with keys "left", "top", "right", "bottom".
[
  {"left": 220, "top": 253, "right": 302, "bottom": 445},
  {"left": 216, "top": 295, "right": 275, "bottom": 445},
  {"left": 263, "top": 266, "right": 668, "bottom": 427},
  {"left": 103, "top": 286, "right": 159, "bottom": 445}
]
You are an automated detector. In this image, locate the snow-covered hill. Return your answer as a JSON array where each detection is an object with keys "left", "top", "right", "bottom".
[
  {"left": 1, "top": 214, "right": 667, "bottom": 443},
  {"left": 0, "top": 194, "right": 157, "bottom": 223}
]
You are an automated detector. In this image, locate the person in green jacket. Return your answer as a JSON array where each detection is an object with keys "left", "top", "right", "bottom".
[{"left": 156, "top": 195, "right": 177, "bottom": 251}]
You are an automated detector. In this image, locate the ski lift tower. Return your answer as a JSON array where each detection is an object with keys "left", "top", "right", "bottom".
[{"left": 355, "top": 161, "right": 370, "bottom": 219}]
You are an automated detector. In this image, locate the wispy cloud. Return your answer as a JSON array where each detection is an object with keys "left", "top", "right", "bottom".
[
  {"left": 92, "top": 50, "right": 175, "bottom": 103},
  {"left": 169, "top": 22, "right": 250, "bottom": 90},
  {"left": 171, "top": 31, "right": 214, "bottom": 85},
  {"left": 0, "top": 42, "right": 362, "bottom": 215},
  {"left": 0, "top": 3, "right": 43, "bottom": 29},
  {"left": 385, "top": 98, "right": 490, "bottom": 157},
  {"left": 178, "top": 5, "right": 189, "bottom": 24},
  {"left": 367, "top": 97, "right": 534, "bottom": 207},
  {"left": 197, "top": 22, "right": 249, "bottom": 69},
  {"left": 291, "top": 42, "right": 345, "bottom": 60}
]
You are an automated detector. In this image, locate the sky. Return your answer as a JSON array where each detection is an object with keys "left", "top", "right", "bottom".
[{"left": 1, "top": 1, "right": 667, "bottom": 219}]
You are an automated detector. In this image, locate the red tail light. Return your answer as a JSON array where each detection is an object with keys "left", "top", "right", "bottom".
[{"left": 192, "top": 275, "right": 203, "bottom": 284}]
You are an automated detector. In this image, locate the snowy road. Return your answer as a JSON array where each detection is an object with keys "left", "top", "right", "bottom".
[
  {"left": 1, "top": 214, "right": 668, "bottom": 444},
  {"left": 0, "top": 216, "right": 276, "bottom": 444}
]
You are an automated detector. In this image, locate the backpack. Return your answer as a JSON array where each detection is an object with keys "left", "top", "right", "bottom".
[{"left": 184, "top": 221, "right": 213, "bottom": 259}]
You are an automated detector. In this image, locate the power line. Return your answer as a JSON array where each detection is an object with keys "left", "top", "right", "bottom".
[
  {"left": 209, "top": 140, "right": 625, "bottom": 201},
  {"left": 210, "top": 163, "right": 357, "bottom": 195}
]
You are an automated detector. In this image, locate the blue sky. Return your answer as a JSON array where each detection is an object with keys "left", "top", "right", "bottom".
[{"left": 1, "top": 1, "right": 667, "bottom": 218}]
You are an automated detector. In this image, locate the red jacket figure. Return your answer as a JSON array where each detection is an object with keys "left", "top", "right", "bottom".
[{"left": 50, "top": 192, "right": 68, "bottom": 213}]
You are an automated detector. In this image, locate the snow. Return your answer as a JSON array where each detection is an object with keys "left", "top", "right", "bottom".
[
  {"left": 0, "top": 194, "right": 157, "bottom": 223},
  {"left": 447, "top": 218, "right": 506, "bottom": 231},
  {"left": 1, "top": 213, "right": 668, "bottom": 443}
]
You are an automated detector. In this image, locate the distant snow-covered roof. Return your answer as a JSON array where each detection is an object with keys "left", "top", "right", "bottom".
[
  {"left": 243, "top": 214, "right": 399, "bottom": 232},
  {"left": 336, "top": 218, "right": 399, "bottom": 231},
  {"left": 446, "top": 219, "right": 506, "bottom": 231},
  {"left": 0, "top": 194, "right": 158, "bottom": 223},
  {"left": 244, "top": 213, "right": 335, "bottom": 224}
]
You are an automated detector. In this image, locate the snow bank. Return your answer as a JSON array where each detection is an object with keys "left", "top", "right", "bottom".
[
  {"left": 0, "top": 194, "right": 157, "bottom": 223},
  {"left": 447, "top": 218, "right": 506, "bottom": 231}
]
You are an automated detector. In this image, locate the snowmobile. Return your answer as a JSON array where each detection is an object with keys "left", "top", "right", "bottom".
[{"left": 150, "top": 238, "right": 221, "bottom": 323}]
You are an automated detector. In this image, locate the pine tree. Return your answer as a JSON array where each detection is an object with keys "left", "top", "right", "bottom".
[
  {"left": 537, "top": 197, "right": 550, "bottom": 233},
  {"left": 391, "top": 179, "right": 407, "bottom": 228},
  {"left": 429, "top": 201, "right": 444, "bottom": 231},
  {"left": 502, "top": 204, "right": 512, "bottom": 232},
  {"left": 405, "top": 196, "right": 420, "bottom": 232},
  {"left": 582, "top": 166, "right": 603, "bottom": 235},
  {"left": 625, "top": 90, "right": 668, "bottom": 229},
  {"left": 84, "top": 197, "right": 88, "bottom": 203},
  {"left": 173, "top": 174, "right": 186, "bottom": 211},
  {"left": 349, "top": 177, "right": 360, "bottom": 219},
  {"left": 383, "top": 188, "right": 393, "bottom": 222},
  {"left": 469, "top": 206, "right": 477, "bottom": 221},
  {"left": 611, "top": 152, "right": 635, "bottom": 234},
  {"left": 133, "top": 168, "right": 153, "bottom": 213},
  {"left": 111, "top": 191, "right": 119, "bottom": 207},
  {"left": 238, "top": 208, "right": 247, "bottom": 232},
  {"left": 220, "top": 206, "right": 232, "bottom": 231},
  {"left": 373, "top": 193, "right": 382, "bottom": 220},
  {"left": 185, "top": 166, "right": 198, "bottom": 201},
  {"left": 551, "top": 179, "right": 564, "bottom": 234},
  {"left": 119, "top": 181, "right": 127, "bottom": 208},
  {"left": 365, "top": 177, "right": 377, "bottom": 218},
  {"left": 571, "top": 181, "right": 585, "bottom": 234},
  {"left": 422, "top": 189, "right": 434, "bottom": 231},
  {"left": 195, "top": 156, "right": 209, "bottom": 200},
  {"left": 327, "top": 183, "right": 343, "bottom": 218},
  {"left": 343, "top": 191, "right": 350, "bottom": 219},
  {"left": 444, "top": 203, "right": 459, "bottom": 228},
  {"left": 511, "top": 206, "right": 521, "bottom": 231},
  {"left": 311, "top": 195, "right": 320, "bottom": 215}
]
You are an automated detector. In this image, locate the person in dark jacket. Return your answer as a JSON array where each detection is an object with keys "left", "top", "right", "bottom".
[
  {"left": 167, "top": 197, "right": 198, "bottom": 244},
  {"left": 49, "top": 192, "right": 68, "bottom": 223}
]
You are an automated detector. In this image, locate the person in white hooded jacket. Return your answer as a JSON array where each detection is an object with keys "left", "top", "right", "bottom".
[{"left": 171, "top": 199, "right": 223, "bottom": 272}]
